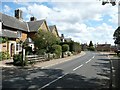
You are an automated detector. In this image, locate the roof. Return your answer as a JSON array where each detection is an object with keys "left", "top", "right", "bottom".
[
  {"left": 49, "top": 25, "right": 55, "bottom": 32},
  {"left": 0, "top": 29, "right": 18, "bottom": 38},
  {"left": 27, "top": 20, "right": 45, "bottom": 32},
  {"left": 49, "top": 25, "right": 59, "bottom": 37},
  {"left": 0, "top": 12, "right": 28, "bottom": 32}
]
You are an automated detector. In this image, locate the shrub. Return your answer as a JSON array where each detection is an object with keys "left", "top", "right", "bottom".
[
  {"left": 13, "top": 54, "right": 28, "bottom": 66},
  {"left": 62, "top": 44, "right": 69, "bottom": 52},
  {"left": 52, "top": 45, "right": 62, "bottom": 58},
  {"left": 0, "top": 51, "right": 10, "bottom": 60},
  {"left": 88, "top": 46, "right": 95, "bottom": 51},
  {"left": 25, "top": 46, "right": 32, "bottom": 55}
]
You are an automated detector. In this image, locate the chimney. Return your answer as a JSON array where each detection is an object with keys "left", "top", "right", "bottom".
[
  {"left": 15, "top": 9, "right": 23, "bottom": 20},
  {"left": 30, "top": 17, "right": 37, "bottom": 21}
]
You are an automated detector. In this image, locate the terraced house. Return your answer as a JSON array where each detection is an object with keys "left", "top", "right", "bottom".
[{"left": 0, "top": 9, "right": 60, "bottom": 57}]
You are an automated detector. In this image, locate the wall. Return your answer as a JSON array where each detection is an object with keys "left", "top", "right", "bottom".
[
  {"left": 20, "top": 32, "right": 27, "bottom": 41},
  {"left": 40, "top": 22, "right": 48, "bottom": 31}
]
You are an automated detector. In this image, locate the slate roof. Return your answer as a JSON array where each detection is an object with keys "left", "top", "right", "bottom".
[
  {"left": 49, "top": 25, "right": 55, "bottom": 32},
  {"left": 0, "top": 12, "right": 28, "bottom": 32},
  {"left": 0, "top": 29, "right": 18, "bottom": 38},
  {"left": 49, "top": 25, "right": 59, "bottom": 37},
  {"left": 27, "top": 20, "right": 45, "bottom": 32}
]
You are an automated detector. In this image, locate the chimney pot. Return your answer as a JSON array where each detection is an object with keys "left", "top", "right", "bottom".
[
  {"left": 15, "top": 9, "right": 23, "bottom": 20},
  {"left": 30, "top": 17, "right": 37, "bottom": 21}
]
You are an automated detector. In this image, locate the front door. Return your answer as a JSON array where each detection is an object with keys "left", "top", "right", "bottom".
[{"left": 10, "top": 43, "right": 15, "bottom": 57}]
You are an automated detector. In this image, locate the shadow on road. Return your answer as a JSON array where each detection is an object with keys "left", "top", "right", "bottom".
[{"left": 2, "top": 66, "right": 110, "bottom": 90}]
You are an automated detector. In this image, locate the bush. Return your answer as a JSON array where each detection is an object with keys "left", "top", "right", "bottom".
[
  {"left": 25, "top": 46, "right": 32, "bottom": 55},
  {"left": 0, "top": 51, "right": 10, "bottom": 60},
  {"left": 13, "top": 54, "right": 28, "bottom": 66},
  {"left": 88, "top": 46, "right": 95, "bottom": 51},
  {"left": 52, "top": 45, "right": 62, "bottom": 58},
  {"left": 62, "top": 44, "right": 69, "bottom": 52},
  {"left": 36, "top": 49, "right": 46, "bottom": 55}
]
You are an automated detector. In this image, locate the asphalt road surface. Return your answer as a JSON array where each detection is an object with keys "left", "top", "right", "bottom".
[{"left": 2, "top": 51, "right": 111, "bottom": 90}]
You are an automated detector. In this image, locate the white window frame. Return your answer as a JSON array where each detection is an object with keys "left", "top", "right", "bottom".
[{"left": 17, "top": 31, "right": 22, "bottom": 38}]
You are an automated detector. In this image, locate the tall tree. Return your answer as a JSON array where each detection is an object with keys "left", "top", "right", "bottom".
[
  {"left": 89, "top": 41, "right": 93, "bottom": 47},
  {"left": 113, "top": 26, "right": 120, "bottom": 45}
]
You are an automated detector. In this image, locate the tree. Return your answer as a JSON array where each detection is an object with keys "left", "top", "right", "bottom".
[
  {"left": 88, "top": 41, "right": 95, "bottom": 51},
  {"left": 89, "top": 41, "right": 93, "bottom": 47},
  {"left": 34, "top": 30, "right": 60, "bottom": 53},
  {"left": 113, "top": 26, "right": 120, "bottom": 45}
]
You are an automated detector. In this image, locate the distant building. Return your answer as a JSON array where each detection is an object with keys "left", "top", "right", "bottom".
[
  {"left": 81, "top": 43, "right": 88, "bottom": 51},
  {"left": 60, "top": 34, "right": 72, "bottom": 42},
  {"left": 96, "top": 44, "right": 111, "bottom": 51}
]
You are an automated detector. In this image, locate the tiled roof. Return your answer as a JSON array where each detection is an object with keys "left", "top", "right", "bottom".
[
  {"left": 49, "top": 25, "right": 55, "bottom": 32},
  {"left": 27, "top": 20, "right": 45, "bottom": 32},
  {"left": 49, "top": 25, "right": 59, "bottom": 37},
  {"left": 0, "top": 12, "right": 28, "bottom": 32},
  {"left": 0, "top": 29, "right": 18, "bottom": 38}
]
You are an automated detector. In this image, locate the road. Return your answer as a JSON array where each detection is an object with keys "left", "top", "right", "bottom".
[{"left": 2, "top": 52, "right": 111, "bottom": 90}]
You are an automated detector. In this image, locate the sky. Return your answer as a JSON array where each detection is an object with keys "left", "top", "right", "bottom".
[{"left": 0, "top": 0, "right": 119, "bottom": 45}]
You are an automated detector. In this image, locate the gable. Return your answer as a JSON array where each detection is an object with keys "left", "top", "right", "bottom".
[
  {"left": 49, "top": 25, "right": 59, "bottom": 37},
  {"left": 39, "top": 21, "right": 49, "bottom": 32}
]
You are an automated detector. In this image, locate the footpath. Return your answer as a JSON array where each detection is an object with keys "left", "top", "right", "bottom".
[
  {"left": 100, "top": 52, "right": 120, "bottom": 89},
  {"left": 0, "top": 51, "right": 85, "bottom": 68}
]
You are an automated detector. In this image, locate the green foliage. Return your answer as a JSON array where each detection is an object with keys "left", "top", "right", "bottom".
[
  {"left": 13, "top": 54, "right": 28, "bottom": 66},
  {"left": 0, "top": 37, "right": 8, "bottom": 43},
  {"left": 60, "top": 41, "right": 81, "bottom": 53},
  {"left": 34, "top": 30, "right": 60, "bottom": 53},
  {"left": 89, "top": 41, "right": 93, "bottom": 47},
  {"left": 87, "top": 46, "right": 95, "bottom": 51},
  {"left": 113, "top": 27, "right": 120, "bottom": 44},
  {"left": 0, "top": 51, "right": 10, "bottom": 60},
  {"left": 25, "top": 46, "right": 32, "bottom": 55},
  {"left": 62, "top": 44, "right": 69, "bottom": 52},
  {"left": 36, "top": 49, "right": 46, "bottom": 55},
  {"left": 88, "top": 41, "right": 95, "bottom": 51},
  {"left": 52, "top": 45, "right": 62, "bottom": 58}
]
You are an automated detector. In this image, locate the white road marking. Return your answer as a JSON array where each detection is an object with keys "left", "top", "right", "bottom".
[
  {"left": 85, "top": 59, "right": 91, "bottom": 64},
  {"left": 85, "top": 56, "right": 94, "bottom": 64},
  {"left": 73, "top": 64, "right": 83, "bottom": 71},
  {"left": 40, "top": 73, "right": 67, "bottom": 89}
]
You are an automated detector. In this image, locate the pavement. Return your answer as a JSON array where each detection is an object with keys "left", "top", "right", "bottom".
[
  {"left": 99, "top": 52, "right": 120, "bottom": 89},
  {"left": 0, "top": 51, "right": 86, "bottom": 68},
  {"left": 2, "top": 51, "right": 111, "bottom": 89}
]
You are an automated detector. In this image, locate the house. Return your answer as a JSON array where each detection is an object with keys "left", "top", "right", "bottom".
[
  {"left": 60, "top": 34, "right": 72, "bottom": 42},
  {"left": 96, "top": 44, "right": 111, "bottom": 51},
  {"left": 27, "top": 17, "right": 50, "bottom": 40},
  {"left": 0, "top": 9, "right": 60, "bottom": 57},
  {"left": 0, "top": 9, "right": 28, "bottom": 56},
  {"left": 49, "top": 25, "right": 59, "bottom": 37}
]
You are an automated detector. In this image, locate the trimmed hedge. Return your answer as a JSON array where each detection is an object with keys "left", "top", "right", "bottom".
[
  {"left": 62, "top": 44, "right": 69, "bottom": 52},
  {"left": 52, "top": 45, "right": 62, "bottom": 58}
]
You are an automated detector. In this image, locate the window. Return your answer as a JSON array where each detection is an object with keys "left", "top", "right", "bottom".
[
  {"left": 17, "top": 31, "right": 22, "bottom": 38},
  {"left": 16, "top": 43, "right": 22, "bottom": 51}
]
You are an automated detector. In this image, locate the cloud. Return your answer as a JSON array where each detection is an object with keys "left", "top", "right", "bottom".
[
  {"left": 16, "top": 1, "right": 117, "bottom": 45},
  {"left": 3, "top": 5, "right": 11, "bottom": 13}
]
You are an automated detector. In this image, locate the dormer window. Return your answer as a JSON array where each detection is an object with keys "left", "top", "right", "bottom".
[{"left": 17, "top": 31, "right": 22, "bottom": 38}]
